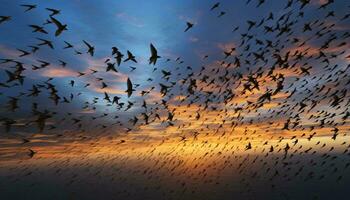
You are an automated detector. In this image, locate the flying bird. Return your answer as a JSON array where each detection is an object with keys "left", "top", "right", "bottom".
[
  {"left": 83, "top": 40, "right": 95, "bottom": 56},
  {"left": 210, "top": 2, "right": 220, "bottom": 11},
  {"left": 46, "top": 8, "right": 60, "bottom": 16},
  {"left": 28, "top": 149, "right": 36, "bottom": 158},
  {"left": 0, "top": 16, "right": 11, "bottom": 24},
  {"left": 149, "top": 43, "right": 160, "bottom": 65},
  {"left": 124, "top": 50, "right": 137, "bottom": 63},
  {"left": 29, "top": 25, "right": 48, "bottom": 34},
  {"left": 20, "top": 4, "right": 37, "bottom": 12},
  {"left": 125, "top": 77, "right": 135, "bottom": 98},
  {"left": 50, "top": 16, "right": 67, "bottom": 36},
  {"left": 184, "top": 22, "right": 194, "bottom": 32}
]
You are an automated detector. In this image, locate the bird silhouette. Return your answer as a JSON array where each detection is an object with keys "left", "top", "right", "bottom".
[
  {"left": 0, "top": 16, "right": 11, "bottom": 24},
  {"left": 184, "top": 22, "right": 194, "bottom": 32},
  {"left": 50, "top": 16, "right": 67, "bottom": 36},
  {"left": 149, "top": 43, "right": 160, "bottom": 65},
  {"left": 83, "top": 40, "right": 95, "bottom": 56},
  {"left": 20, "top": 4, "right": 37, "bottom": 12},
  {"left": 125, "top": 77, "right": 135, "bottom": 97},
  {"left": 124, "top": 50, "right": 137, "bottom": 63}
]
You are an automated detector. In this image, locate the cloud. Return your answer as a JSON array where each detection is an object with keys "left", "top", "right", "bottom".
[
  {"left": 0, "top": 45, "right": 18, "bottom": 57},
  {"left": 312, "top": 0, "right": 329, "bottom": 6},
  {"left": 189, "top": 36, "right": 199, "bottom": 42},
  {"left": 116, "top": 12, "right": 145, "bottom": 28},
  {"left": 82, "top": 56, "right": 129, "bottom": 82},
  {"left": 217, "top": 41, "right": 236, "bottom": 53},
  {"left": 40, "top": 67, "right": 77, "bottom": 78},
  {"left": 90, "top": 83, "right": 126, "bottom": 95}
]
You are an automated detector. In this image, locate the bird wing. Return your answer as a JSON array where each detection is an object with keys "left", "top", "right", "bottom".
[
  {"left": 150, "top": 43, "right": 157, "bottom": 56},
  {"left": 127, "top": 78, "right": 132, "bottom": 97},
  {"left": 83, "top": 40, "right": 92, "bottom": 48},
  {"left": 50, "top": 16, "right": 63, "bottom": 28}
]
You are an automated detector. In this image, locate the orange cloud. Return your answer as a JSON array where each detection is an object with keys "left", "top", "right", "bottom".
[
  {"left": 217, "top": 41, "right": 236, "bottom": 53},
  {"left": 91, "top": 84, "right": 126, "bottom": 95},
  {"left": 0, "top": 44, "right": 18, "bottom": 57},
  {"left": 41, "top": 67, "right": 77, "bottom": 78}
]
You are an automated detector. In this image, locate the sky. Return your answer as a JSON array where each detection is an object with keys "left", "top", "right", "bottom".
[{"left": 0, "top": 0, "right": 350, "bottom": 199}]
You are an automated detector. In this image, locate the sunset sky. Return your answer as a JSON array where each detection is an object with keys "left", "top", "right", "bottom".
[{"left": 0, "top": 0, "right": 350, "bottom": 199}]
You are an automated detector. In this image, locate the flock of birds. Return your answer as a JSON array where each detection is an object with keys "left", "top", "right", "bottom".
[{"left": 1, "top": 0, "right": 350, "bottom": 199}]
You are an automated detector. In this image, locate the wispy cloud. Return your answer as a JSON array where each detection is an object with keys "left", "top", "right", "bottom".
[
  {"left": 116, "top": 12, "right": 145, "bottom": 28},
  {"left": 40, "top": 67, "right": 77, "bottom": 78}
]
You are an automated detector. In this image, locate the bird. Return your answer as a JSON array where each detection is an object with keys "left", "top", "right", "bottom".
[
  {"left": 129, "top": 66, "right": 136, "bottom": 72},
  {"left": 149, "top": 43, "right": 160, "bottom": 65},
  {"left": 28, "top": 46, "right": 39, "bottom": 53},
  {"left": 124, "top": 50, "right": 137, "bottom": 63},
  {"left": 125, "top": 78, "right": 135, "bottom": 98},
  {"left": 28, "top": 149, "right": 36, "bottom": 158},
  {"left": 0, "top": 16, "right": 11, "bottom": 24},
  {"left": 112, "top": 96, "right": 121, "bottom": 104},
  {"left": 29, "top": 25, "right": 48, "bottom": 34},
  {"left": 36, "top": 38, "right": 54, "bottom": 49},
  {"left": 50, "top": 16, "right": 67, "bottom": 36},
  {"left": 112, "top": 47, "right": 119, "bottom": 55},
  {"left": 115, "top": 50, "right": 124, "bottom": 66},
  {"left": 46, "top": 8, "right": 60, "bottom": 16},
  {"left": 184, "top": 22, "right": 194, "bottom": 32},
  {"left": 218, "top": 11, "right": 226, "bottom": 18},
  {"left": 257, "top": 0, "right": 265, "bottom": 7},
  {"left": 17, "top": 49, "right": 30, "bottom": 57},
  {"left": 106, "top": 62, "right": 118, "bottom": 73},
  {"left": 210, "top": 2, "right": 220, "bottom": 11},
  {"left": 63, "top": 41, "right": 73, "bottom": 49},
  {"left": 83, "top": 40, "right": 95, "bottom": 56},
  {"left": 58, "top": 60, "right": 67, "bottom": 67},
  {"left": 20, "top": 4, "right": 37, "bottom": 12}
]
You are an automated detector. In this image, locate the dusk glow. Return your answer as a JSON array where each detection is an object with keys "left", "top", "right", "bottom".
[{"left": 0, "top": 0, "right": 350, "bottom": 199}]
